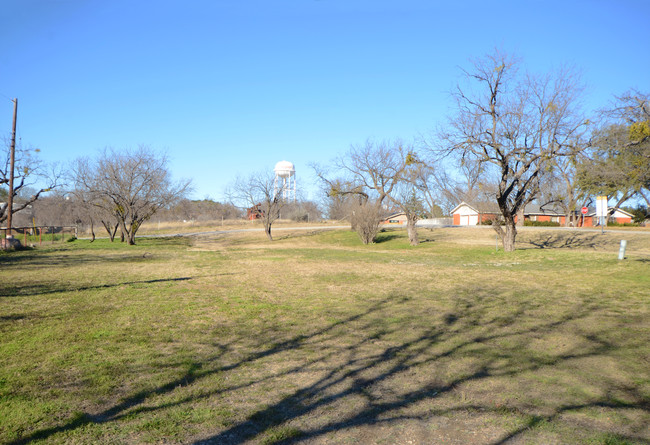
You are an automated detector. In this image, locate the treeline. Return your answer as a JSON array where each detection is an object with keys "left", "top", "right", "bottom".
[
  {"left": 17, "top": 196, "right": 324, "bottom": 229},
  {"left": 3, "top": 50, "right": 649, "bottom": 249},
  {"left": 21, "top": 196, "right": 242, "bottom": 227}
]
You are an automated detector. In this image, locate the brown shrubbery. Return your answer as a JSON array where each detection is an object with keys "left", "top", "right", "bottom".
[{"left": 350, "top": 201, "right": 382, "bottom": 244}]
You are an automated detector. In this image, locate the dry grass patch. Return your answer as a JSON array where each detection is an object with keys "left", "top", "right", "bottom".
[{"left": 1, "top": 228, "right": 649, "bottom": 444}]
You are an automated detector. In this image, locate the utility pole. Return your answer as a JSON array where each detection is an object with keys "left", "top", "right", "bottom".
[{"left": 6, "top": 98, "right": 17, "bottom": 238}]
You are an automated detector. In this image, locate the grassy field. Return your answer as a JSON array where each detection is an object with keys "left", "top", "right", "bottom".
[{"left": 1, "top": 227, "right": 649, "bottom": 444}]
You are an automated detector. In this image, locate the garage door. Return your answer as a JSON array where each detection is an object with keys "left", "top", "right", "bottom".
[{"left": 461, "top": 214, "right": 479, "bottom": 225}]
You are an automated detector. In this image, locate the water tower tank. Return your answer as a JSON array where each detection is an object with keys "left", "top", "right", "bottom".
[{"left": 274, "top": 160, "right": 295, "bottom": 178}]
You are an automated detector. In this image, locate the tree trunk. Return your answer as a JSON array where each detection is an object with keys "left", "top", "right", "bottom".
[
  {"left": 516, "top": 208, "right": 525, "bottom": 227},
  {"left": 117, "top": 218, "right": 129, "bottom": 243},
  {"left": 503, "top": 218, "right": 517, "bottom": 252},
  {"left": 492, "top": 217, "right": 517, "bottom": 252},
  {"left": 406, "top": 217, "right": 419, "bottom": 246},
  {"left": 102, "top": 221, "right": 117, "bottom": 242},
  {"left": 90, "top": 218, "right": 96, "bottom": 242},
  {"left": 265, "top": 223, "right": 273, "bottom": 241},
  {"left": 128, "top": 221, "right": 139, "bottom": 245}
]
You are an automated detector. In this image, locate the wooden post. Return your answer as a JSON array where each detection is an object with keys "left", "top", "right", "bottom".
[{"left": 39, "top": 227, "right": 42, "bottom": 245}]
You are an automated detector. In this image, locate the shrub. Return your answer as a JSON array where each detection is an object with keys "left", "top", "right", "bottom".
[
  {"left": 351, "top": 201, "right": 382, "bottom": 244},
  {"left": 607, "top": 221, "right": 639, "bottom": 227},
  {"left": 524, "top": 220, "right": 561, "bottom": 227}
]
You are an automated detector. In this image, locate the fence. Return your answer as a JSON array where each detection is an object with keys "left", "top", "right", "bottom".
[
  {"left": 1, "top": 226, "right": 78, "bottom": 246},
  {"left": 417, "top": 218, "right": 454, "bottom": 227}
]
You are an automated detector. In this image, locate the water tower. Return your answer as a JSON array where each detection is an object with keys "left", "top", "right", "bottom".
[{"left": 274, "top": 160, "right": 296, "bottom": 201}]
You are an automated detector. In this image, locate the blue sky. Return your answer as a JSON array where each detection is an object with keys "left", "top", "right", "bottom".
[{"left": 2, "top": 0, "right": 649, "bottom": 201}]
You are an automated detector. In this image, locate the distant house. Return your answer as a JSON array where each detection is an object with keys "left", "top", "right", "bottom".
[
  {"left": 451, "top": 201, "right": 634, "bottom": 227},
  {"left": 524, "top": 204, "right": 565, "bottom": 224},
  {"left": 581, "top": 207, "right": 634, "bottom": 227},
  {"left": 526, "top": 206, "right": 634, "bottom": 227},
  {"left": 381, "top": 212, "right": 408, "bottom": 225}
]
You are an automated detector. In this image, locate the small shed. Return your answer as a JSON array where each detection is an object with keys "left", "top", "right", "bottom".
[{"left": 246, "top": 203, "right": 264, "bottom": 220}]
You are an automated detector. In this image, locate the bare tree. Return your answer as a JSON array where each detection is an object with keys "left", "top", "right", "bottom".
[
  {"left": 338, "top": 140, "right": 407, "bottom": 242},
  {"left": 312, "top": 171, "right": 369, "bottom": 222},
  {"left": 152, "top": 198, "right": 242, "bottom": 223},
  {"left": 322, "top": 191, "right": 357, "bottom": 221},
  {"left": 30, "top": 193, "right": 78, "bottom": 226},
  {"left": 228, "top": 170, "right": 285, "bottom": 241},
  {"left": 71, "top": 181, "right": 122, "bottom": 242},
  {"left": 316, "top": 140, "right": 424, "bottom": 245},
  {"left": 72, "top": 158, "right": 131, "bottom": 242},
  {"left": 72, "top": 146, "right": 191, "bottom": 245},
  {"left": 282, "top": 200, "right": 323, "bottom": 222},
  {"left": 416, "top": 155, "right": 495, "bottom": 216},
  {"left": 162, "top": 199, "right": 242, "bottom": 222},
  {"left": 337, "top": 140, "right": 405, "bottom": 202},
  {"left": 1, "top": 139, "right": 63, "bottom": 224},
  {"left": 390, "top": 160, "right": 432, "bottom": 245},
  {"left": 535, "top": 136, "right": 592, "bottom": 227},
  {"left": 443, "top": 51, "right": 587, "bottom": 251}
]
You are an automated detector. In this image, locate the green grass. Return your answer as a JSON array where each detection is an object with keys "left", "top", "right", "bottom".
[{"left": 1, "top": 228, "right": 649, "bottom": 444}]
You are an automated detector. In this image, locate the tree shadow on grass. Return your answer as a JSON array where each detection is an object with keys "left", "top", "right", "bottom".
[
  {"left": 0, "top": 276, "right": 195, "bottom": 298},
  {"left": 192, "top": 292, "right": 648, "bottom": 444},
  {"left": 6, "top": 298, "right": 394, "bottom": 444},
  {"left": 7, "top": 290, "right": 649, "bottom": 445},
  {"left": 272, "top": 230, "right": 330, "bottom": 242},
  {"left": 523, "top": 232, "right": 603, "bottom": 249},
  {"left": 0, "top": 236, "right": 191, "bottom": 267},
  {"left": 0, "top": 251, "right": 162, "bottom": 271},
  {"left": 0, "top": 314, "right": 30, "bottom": 322},
  {"left": 374, "top": 233, "right": 403, "bottom": 243}
]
